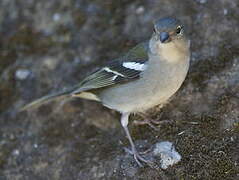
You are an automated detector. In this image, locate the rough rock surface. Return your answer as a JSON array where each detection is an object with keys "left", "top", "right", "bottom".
[{"left": 0, "top": 0, "right": 239, "bottom": 179}]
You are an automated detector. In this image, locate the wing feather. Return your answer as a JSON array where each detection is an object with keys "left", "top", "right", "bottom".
[
  {"left": 21, "top": 42, "right": 149, "bottom": 110},
  {"left": 72, "top": 42, "right": 149, "bottom": 95}
]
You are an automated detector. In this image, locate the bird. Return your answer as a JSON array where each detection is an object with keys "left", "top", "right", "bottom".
[{"left": 21, "top": 17, "right": 190, "bottom": 167}]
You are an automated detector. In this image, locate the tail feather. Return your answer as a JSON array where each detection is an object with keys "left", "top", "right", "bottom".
[{"left": 20, "top": 87, "right": 76, "bottom": 111}]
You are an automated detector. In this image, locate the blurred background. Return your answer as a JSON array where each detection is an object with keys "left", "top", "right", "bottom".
[{"left": 0, "top": 0, "right": 239, "bottom": 179}]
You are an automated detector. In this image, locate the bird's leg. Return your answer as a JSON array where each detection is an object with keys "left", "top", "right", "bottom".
[
  {"left": 121, "top": 113, "right": 152, "bottom": 167},
  {"left": 133, "top": 112, "right": 170, "bottom": 131}
]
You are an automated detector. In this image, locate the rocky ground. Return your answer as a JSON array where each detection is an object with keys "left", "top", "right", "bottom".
[{"left": 0, "top": 0, "right": 239, "bottom": 179}]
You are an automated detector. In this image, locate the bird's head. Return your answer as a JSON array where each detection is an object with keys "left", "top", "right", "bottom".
[{"left": 149, "top": 17, "right": 189, "bottom": 57}]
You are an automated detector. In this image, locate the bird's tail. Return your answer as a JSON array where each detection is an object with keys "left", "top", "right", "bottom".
[{"left": 20, "top": 86, "right": 77, "bottom": 111}]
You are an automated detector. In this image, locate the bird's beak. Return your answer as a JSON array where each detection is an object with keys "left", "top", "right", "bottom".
[{"left": 160, "top": 32, "right": 170, "bottom": 43}]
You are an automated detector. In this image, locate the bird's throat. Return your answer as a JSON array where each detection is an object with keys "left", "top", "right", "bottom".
[{"left": 151, "top": 39, "right": 190, "bottom": 64}]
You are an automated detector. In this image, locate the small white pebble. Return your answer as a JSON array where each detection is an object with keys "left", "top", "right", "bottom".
[
  {"left": 13, "top": 149, "right": 20, "bottom": 156},
  {"left": 154, "top": 141, "right": 181, "bottom": 169},
  {"left": 200, "top": 0, "right": 207, "bottom": 3},
  {"left": 53, "top": 13, "right": 61, "bottom": 21},
  {"left": 33, "top": 144, "right": 38, "bottom": 148},
  {"left": 223, "top": 9, "right": 228, "bottom": 15},
  {"left": 196, "top": 0, "right": 207, "bottom": 4},
  {"left": 136, "top": 6, "right": 145, "bottom": 14},
  {"left": 15, "top": 69, "right": 31, "bottom": 80}
]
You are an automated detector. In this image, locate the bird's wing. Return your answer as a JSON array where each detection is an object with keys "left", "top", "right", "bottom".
[
  {"left": 20, "top": 42, "right": 149, "bottom": 110},
  {"left": 72, "top": 42, "right": 149, "bottom": 95}
]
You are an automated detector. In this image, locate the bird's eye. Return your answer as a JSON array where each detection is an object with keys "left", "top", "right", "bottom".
[{"left": 176, "top": 26, "right": 182, "bottom": 35}]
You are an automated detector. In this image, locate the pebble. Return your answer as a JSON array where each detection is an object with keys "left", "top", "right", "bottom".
[
  {"left": 53, "top": 13, "right": 61, "bottom": 21},
  {"left": 223, "top": 9, "right": 228, "bottom": 15},
  {"left": 15, "top": 69, "right": 31, "bottom": 80},
  {"left": 13, "top": 149, "right": 20, "bottom": 156},
  {"left": 196, "top": 0, "right": 207, "bottom": 4},
  {"left": 153, "top": 141, "right": 181, "bottom": 169},
  {"left": 33, "top": 143, "right": 38, "bottom": 148},
  {"left": 136, "top": 6, "right": 145, "bottom": 14}
]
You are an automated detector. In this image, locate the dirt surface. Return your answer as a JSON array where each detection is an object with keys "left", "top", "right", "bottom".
[{"left": 0, "top": 0, "right": 239, "bottom": 179}]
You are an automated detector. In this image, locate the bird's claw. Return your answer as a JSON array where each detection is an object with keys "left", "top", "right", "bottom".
[{"left": 124, "top": 147, "right": 155, "bottom": 168}]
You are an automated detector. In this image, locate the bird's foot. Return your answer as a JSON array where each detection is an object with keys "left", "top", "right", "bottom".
[{"left": 124, "top": 147, "right": 155, "bottom": 168}]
